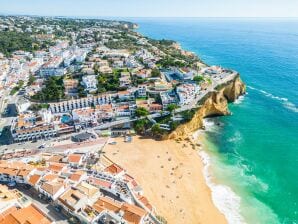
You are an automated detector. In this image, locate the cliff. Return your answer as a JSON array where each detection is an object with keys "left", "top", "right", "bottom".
[{"left": 167, "top": 75, "right": 246, "bottom": 139}]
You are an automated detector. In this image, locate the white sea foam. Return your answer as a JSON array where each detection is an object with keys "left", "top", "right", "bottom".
[
  {"left": 203, "top": 118, "right": 217, "bottom": 128},
  {"left": 198, "top": 150, "right": 246, "bottom": 224},
  {"left": 246, "top": 85, "right": 256, "bottom": 90},
  {"left": 202, "top": 118, "right": 222, "bottom": 133},
  {"left": 283, "top": 101, "right": 298, "bottom": 113},
  {"left": 227, "top": 131, "right": 243, "bottom": 143},
  {"left": 233, "top": 95, "right": 245, "bottom": 105},
  {"left": 247, "top": 85, "right": 298, "bottom": 113}
]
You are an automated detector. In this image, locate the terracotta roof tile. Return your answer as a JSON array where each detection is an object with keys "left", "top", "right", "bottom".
[
  {"left": 68, "top": 154, "right": 82, "bottom": 163},
  {"left": 104, "top": 163, "right": 124, "bottom": 175},
  {"left": 28, "top": 174, "right": 41, "bottom": 186},
  {"left": 0, "top": 204, "right": 51, "bottom": 224}
]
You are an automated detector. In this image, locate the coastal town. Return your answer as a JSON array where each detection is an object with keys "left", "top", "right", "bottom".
[{"left": 0, "top": 16, "right": 241, "bottom": 224}]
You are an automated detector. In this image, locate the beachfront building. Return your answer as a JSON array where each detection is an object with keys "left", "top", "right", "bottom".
[
  {"left": 82, "top": 75, "right": 98, "bottom": 93},
  {"left": 95, "top": 104, "right": 115, "bottom": 121},
  {"left": 92, "top": 197, "right": 149, "bottom": 224},
  {"left": 115, "top": 103, "right": 134, "bottom": 117},
  {"left": 49, "top": 94, "right": 112, "bottom": 113},
  {"left": 11, "top": 110, "right": 57, "bottom": 142},
  {"left": 72, "top": 107, "right": 99, "bottom": 128}
]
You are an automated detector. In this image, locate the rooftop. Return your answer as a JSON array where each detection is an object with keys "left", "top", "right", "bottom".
[{"left": 0, "top": 204, "right": 52, "bottom": 224}]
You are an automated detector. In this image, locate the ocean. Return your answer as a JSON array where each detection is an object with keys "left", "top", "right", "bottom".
[{"left": 130, "top": 18, "right": 298, "bottom": 224}]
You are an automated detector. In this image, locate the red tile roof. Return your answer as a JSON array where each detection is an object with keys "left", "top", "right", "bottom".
[
  {"left": 0, "top": 204, "right": 52, "bottom": 224},
  {"left": 68, "top": 154, "right": 82, "bottom": 163},
  {"left": 104, "top": 163, "right": 124, "bottom": 175},
  {"left": 28, "top": 174, "right": 41, "bottom": 186}
]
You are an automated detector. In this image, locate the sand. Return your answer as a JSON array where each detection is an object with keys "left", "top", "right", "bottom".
[{"left": 103, "top": 136, "right": 227, "bottom": 224}]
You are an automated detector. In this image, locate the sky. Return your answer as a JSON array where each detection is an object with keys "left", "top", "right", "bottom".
[{"left": 0, "top": 0, "right": 298, "bottom": 18}]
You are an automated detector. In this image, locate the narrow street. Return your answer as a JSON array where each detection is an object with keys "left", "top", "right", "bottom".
[{"left": 16, "top": 186, "right": 69, "bottom": 224}]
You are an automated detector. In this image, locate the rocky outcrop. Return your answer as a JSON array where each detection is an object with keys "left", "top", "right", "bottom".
[{"left": 167, "top": 75, "right": 246, "bottom": 139}]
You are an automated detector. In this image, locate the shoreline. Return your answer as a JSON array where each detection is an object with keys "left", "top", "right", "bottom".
[
  {"left": 103, "top": 135, "right": 227, "bottom": 224},
  {"left": 192, "top": 127, "right": 246, "bottom": 224}
]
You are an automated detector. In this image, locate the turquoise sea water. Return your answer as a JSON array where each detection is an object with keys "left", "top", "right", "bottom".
[{"left": 131, "top": 18, "right": 298, "bottom": 224}]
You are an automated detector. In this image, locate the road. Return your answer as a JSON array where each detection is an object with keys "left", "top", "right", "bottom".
[
  {"left": 0, "top": 72, "right": 237, "bottom": 147},
  {"left": 94, "top": 112, "right": 170, "bottom": 130},
  {"left": 16, "top": 186, "right": 68, "bottom": 224}
]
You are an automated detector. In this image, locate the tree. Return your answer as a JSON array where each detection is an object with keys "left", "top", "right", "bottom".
[
  {"left": 151, "top": 68, "right": 161, "bottom": 78},
  {"left": 193, "top": 75, "right": 204, "bottom": 84},
  {"left": 170, "top": 121, "right": 179, "bottom": 130},
  {"left": 167, "top": 104, "right": 178, "bottom": 114},
  {"left": 97, "top": 73, "right": 120, "bottom": 93},
  {"left": 78, "top": 85, "right": 86, "bottom": 97},
  {"left": 0, "top": 31, "right": 39, "bottom": 57},
  {"left": 181, "top": 109, "right": 196, "bottom": 122},
  {"left": 10, "top": 80, "right": 24, "bottom": 95},
  {"left": 135, "top": 107, "right": 149, "bottom": 117},
  {"left": 31, "top": 76, "right": 65, "bottom": 101},
  {"left": 133, "top": 119, "right": 148, "bottom": 133},
  {"left": 28, "top": 74, "right": 36, "bottom": 86},
  {"left": 151, "top": 123, "right": 164, "bottom": 137}
]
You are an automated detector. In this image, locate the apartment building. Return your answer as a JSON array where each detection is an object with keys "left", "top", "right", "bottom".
[
  {"left": 82, "top": 75, "right": 98, "bottom": 93},
  {"left": 11, "top": 110, "right": 57, "bottom": 142},
  {"left": 176, "top": 83, "right": 199, "bottom": 105},
  {"left": 49, "top": 94, "right": 112, "bottom": 113}
]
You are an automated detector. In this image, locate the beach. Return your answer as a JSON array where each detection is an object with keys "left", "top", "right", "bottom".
[{"left": 103, "top": 136, "right": 226, "bottom": 224}]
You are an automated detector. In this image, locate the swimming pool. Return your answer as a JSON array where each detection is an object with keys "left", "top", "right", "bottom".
[{"left": 61, "top": 114, "right": 72, "bottom": 123}]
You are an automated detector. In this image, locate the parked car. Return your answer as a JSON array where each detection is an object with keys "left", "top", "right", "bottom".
[
  {"left": 54, "top": 205, "right": 62, "bottom": 212},
  {"left": 7, "top": 181, "right": 16, "bottom": 188}
]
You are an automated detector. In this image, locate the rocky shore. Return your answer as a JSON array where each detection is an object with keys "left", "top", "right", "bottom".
[{"left": 168, "top": 74, "right": 246, "bottom": 139}]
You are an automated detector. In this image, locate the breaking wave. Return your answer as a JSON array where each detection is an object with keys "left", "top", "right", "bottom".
[
  {"left": 199, "top": 150, "right": 246, "bottom": 224},
  {"left": 247, "top": 85, "right": 298, "bottom": 113}
]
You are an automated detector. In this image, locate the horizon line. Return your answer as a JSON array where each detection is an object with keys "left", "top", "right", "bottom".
[{"left": 1, "top": 13, "right": 298, "bottom": 19}]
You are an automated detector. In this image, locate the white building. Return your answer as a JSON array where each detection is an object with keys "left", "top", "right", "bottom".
[
  {"left": 82, "top": 75, "right": 98, "bottom": 93},
  {"left": 136, "top": 85, "right": 147, "bottom": 98},
  {"left": 49, "top": 94, "right": 112, "bottom": 113},
  {"left": 11, "top": 110, "right": 57, "bottom": 142},
  {"left": 176, "top": 83, "right": 199, "bottom": 105},
  {"left": 119, "top": 72, "right": 131, "bottom": 87}
]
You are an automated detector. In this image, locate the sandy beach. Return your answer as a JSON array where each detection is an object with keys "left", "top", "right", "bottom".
[{"left": 104, "top": 136, "right": 226, "bottom": 224}]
